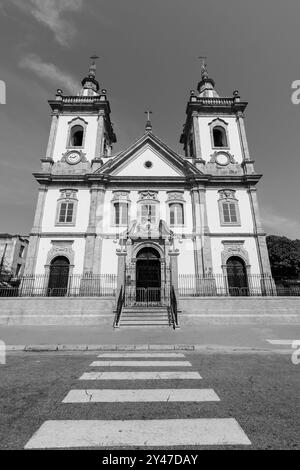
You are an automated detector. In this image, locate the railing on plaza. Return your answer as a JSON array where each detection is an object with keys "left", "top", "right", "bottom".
[
  {"left": 0, "top": 274, "right": 117, "bottom": 297},
  {"left": 178, "top": 274, "right": 300, "bottom": 297},
  {"left": 124, "top": 286, "right": 169, "bottom": 307}
]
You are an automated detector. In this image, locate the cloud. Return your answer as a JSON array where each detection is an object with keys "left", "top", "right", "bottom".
[
  {"left": 19, "top": 54, "right": 78, "bottom": 94},
  {"left": 12, "top": 0, "right": 83, "bottom": 47}
]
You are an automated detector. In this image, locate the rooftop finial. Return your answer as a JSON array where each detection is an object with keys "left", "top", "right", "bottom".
[
  {"left": 145, "top": 110, "right": 152, "bottom": 132},
  {"left": 89, "top": 54, "right": 99, "bottom": 78},
  {"left": 198, "top": 56, "right": 208, "bottom": 79}
]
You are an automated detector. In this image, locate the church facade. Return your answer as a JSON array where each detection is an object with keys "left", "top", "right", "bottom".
[{"left": 24, "top": 60, "right": 272, "bottom": 300}]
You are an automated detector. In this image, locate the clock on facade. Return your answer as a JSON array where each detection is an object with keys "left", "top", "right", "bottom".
[
  {"left": 66, "top": 151, "right": 81, "bottom": 165},
  {"left": 215, "top": 152, "right": 229, "bottom": 166}
]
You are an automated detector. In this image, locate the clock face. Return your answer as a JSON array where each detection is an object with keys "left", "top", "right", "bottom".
[
  {"left": 215, "top": 153, "right": 229, "bottom": 166},
  {"left": 66, "top": 152, "right": 81, "bottom": 165}
]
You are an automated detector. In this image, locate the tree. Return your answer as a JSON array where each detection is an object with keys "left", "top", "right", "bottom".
[{"left": 266, "top": 235, "right": 300, "bottom": 279}]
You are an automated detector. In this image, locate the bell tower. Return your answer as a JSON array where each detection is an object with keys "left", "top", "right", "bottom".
[
  {"left": 180, "top": 59, "right": 255, "bottom": 176},
  {"left": 40, "top": 56, "right": 117, "bottom": 175}
]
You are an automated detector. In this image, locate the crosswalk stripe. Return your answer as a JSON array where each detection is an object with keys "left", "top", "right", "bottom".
[
  {"left": 24, "top": 418, "right": 251, "bottom": 448},
  {"left": 79, "top": 371, "right": 202, "bottom": 380},
  {"left": 62, "top": 388, "right": 220, "bottom": 403},
  {"left": 90, "top": 360, "right": 192, "bottom": 367},
  {"left": 97, "top": 353, "right": 185, "bottom": 358},
  {"left": 266, "top": 339, "right": 295, "bottom": 345}
]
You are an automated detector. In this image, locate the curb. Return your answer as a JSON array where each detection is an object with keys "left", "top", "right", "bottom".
[{"left": 4, "top": 344, "right": 286, "bottom": 354}]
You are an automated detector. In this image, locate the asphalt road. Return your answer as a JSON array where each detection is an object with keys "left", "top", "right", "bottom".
[{"left": 0, "top": 351, "right": 299, "bottom": 450}]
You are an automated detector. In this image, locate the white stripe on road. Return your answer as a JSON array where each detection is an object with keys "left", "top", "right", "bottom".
[
  {"left": 24, "top": 418, "right": 251, "bottom": 448},
  {"left": 79, "top": 371, "right": 202, "bottom": 380},
  {"left": 97, "top": 353, "right": 185, "bottom": 358},
  {"left": 266, "top": 339, "right": 295, "bottom": 345},
  {"left": 90, "top": 361, "right": 192, "bottom": 367},
  {"left": 62, "top": 388, "right": 219, "bottom": 403}
]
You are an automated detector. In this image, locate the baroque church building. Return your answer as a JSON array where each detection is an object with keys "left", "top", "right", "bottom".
[{"left": 24, "top": 59, "right": 272, "bottom": 303}]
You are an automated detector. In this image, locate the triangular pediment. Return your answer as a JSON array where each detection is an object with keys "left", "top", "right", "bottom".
[{"left": 95, "top": 132, "right": 200, "bottom": 178}]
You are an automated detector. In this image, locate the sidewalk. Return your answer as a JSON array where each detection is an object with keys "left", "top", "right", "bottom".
[{"left": 1, "top": 323, "right": 299, "bottom": 352}]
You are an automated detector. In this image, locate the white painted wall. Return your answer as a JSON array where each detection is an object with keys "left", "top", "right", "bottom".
[
  {"left": 34, "top": 237, "right": 85, "bottom": 275},
  {"left": 176, "top": 239, "right": 195, "bottom": 275},
  {"left": 41, "top": 188, "right": 90, "bottom": 233},
  {"left": 113, "top": 147, "right": 183, "bottom": 177},
  {"left": 101, "top": 189, "right": 194, "bottom": 236},
  {"left": 197, "top": 116, "right": 243, "bottom": 163},
  {"left": 100, "top": 239, "right": 118, "bottom": 274},
  {"left": 52, "top": 115, "right": 98, "bottom": 162},
  {"left": 206, "top": 188, "right": 254, "bottom": 233},
  {"left": 210, "top": 237, "right": 260, "bottom": 275}
]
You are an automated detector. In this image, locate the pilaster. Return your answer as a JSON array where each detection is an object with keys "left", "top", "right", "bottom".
[
  {"left": 190, "top": 188, "right": 204, "bottom": 276},
  {"left": 24, "top": 185, "right": 48, "bottom": 275},
  {"left": 199, "top": 188, "right": 213, "bottom": 274},
  {"left": 45, "top": 112, "right": 59, "bottom": 160}
]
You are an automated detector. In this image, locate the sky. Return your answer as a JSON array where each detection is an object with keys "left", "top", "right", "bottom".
[{"left": 0, "top": 0, "right": 299, "bottom": 239}]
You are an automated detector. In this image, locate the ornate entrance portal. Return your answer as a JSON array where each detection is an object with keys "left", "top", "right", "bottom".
[
  {"left": 226, "top": 256, "right": 249, "bottom": 296},
  {"left": 48, "top": 256, "right": 70, "bottom": 296},
  {"left": 136, "top": 247, "right": 161, "bottom": 303}
]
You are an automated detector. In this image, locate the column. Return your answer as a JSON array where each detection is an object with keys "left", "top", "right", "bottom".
[
  {"left": 92, "top": 111, "right": 105, "bottom": 170},
  {"left": 169, "top": 249, "right": 179, "bottom": 296},
  {"left": 83, "top": 186, "right": 105, "bottom": 274},
  {"left": 198, "top": 188, "right": 213, "bottom": 274},
  {"left": 45, "top": 112, "right": 59, "bottom": 160},
  {"left": 24, "top": 185, "right": 48, "bottom": 275},
  {"left": 248, "top": 188, "right": 272, "bottom": 275},
  {"left": 191, "top": 188, "right": 203, "bottom": 276},
  {"left": 116, "top": 249, "right": 127, "bottom": 300},
  {"left": 236, "top": 111, "right": 254, "bottom": 174}
]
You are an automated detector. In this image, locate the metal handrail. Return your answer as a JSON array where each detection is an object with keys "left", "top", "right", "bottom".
[{"left": 113, "top": 286, "right": 125, "bottom": 328}]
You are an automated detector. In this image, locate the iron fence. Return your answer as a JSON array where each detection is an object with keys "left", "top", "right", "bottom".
[
  {"left": 0, "top": 274, "right": 117, "bottom": 297},
  {"left": 124, "top": 286, "right": 169, "bottom": 307},
  {"left": 178, "top": 274, "right": 300, "bottom": 297}
]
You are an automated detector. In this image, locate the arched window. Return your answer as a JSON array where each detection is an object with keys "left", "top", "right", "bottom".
[
  {"left": 213, "top": 126, "right": 228, "bottom": 148},
  {"left": 114, "top": 202, "right": 128, "bottom": 225},
  {"left": 169, "top": 203, "right": 184, "bottom": 225},
  {"left": 70, "top": 125, "right": 84, "bottom": 147},
  {"left": 56, "top": 189, "right": 78, "bottom": 226}
]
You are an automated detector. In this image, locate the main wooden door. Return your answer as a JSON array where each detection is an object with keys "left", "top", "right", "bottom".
[
  {"left": 136, "top": 248, "right": 161, "bottom": 303},
  {"left": 226, "top": 256, "right": 249, "bottom": 296},
  {"left": 48, "top": 256, "right": 70, "bottom": 297}
]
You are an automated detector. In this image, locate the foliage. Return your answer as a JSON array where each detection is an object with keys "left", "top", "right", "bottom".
[{"left": 266, "top": 235, "right": 300, "bottom": 279}]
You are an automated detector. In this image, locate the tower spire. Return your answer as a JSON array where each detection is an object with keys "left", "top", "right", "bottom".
[
  {"left": 80, "top": 55, "right": 100, "bottom": 95},
  {"left": 145, "top": 110, "right": 152, "bottom": 132},
  {"left": 197, "top": 56, "right": 219, "bottom": 98}
]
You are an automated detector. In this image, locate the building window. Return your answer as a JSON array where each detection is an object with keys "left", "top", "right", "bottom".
[
  {"left": 66, "top": 117, "right": 88, "bottom": 149},
  {"left": 114, "top": 202, "right": 128, "bottom": 225},
  {"left": 19, "top": 245, "right": 25, "bottom": 258},
  {"left": 169, "top": 203, "right": 184, "bottom": 225},
  {"left": 55, "top": 189, "right": 78, "bottom": 226},
  {"left": 213, "top": 127, "right": 228, "bottom": 147},
  {"left": 137, "top": 191, "right": 159, "bottom": 225},
  {"left": 111, "top": 191, "right": 130, "bottom": 226},
  {"left": 209, "top": 118, "right": 229, "bottom": 149},
  {"left": 218, "top": 190, "right": 241, "bottom": 226},
  {"left": 16, "top": 264, "right": 22, "bottom": 276},
  {"left": 141, "top": 204, "right": 157, "bottom": 224},
  {"left": 70, "top": 125, "right": 84, "bottom": 147}
]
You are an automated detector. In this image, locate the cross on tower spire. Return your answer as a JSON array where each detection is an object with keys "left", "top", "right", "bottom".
[
  {"left": 198, "top": 56, "right": 208, "bottom": 79},
  {"left": 145, "top": 110, "right": 152, "bottom": 132}
]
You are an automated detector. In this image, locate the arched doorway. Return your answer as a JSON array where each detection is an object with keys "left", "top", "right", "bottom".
[
  {"left": 136, "top": 247, "right": 161, "bottom": 303},
  {"left": 48, "top": 256, "right": 70, "bottom": 297},
  {"left": 226, "top": 256, "right": 249, "bottom": 296}
]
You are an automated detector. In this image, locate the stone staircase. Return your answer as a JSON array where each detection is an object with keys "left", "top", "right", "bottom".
[{"left": 119, "top": 306, "right": 171, "bottom": 327}]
